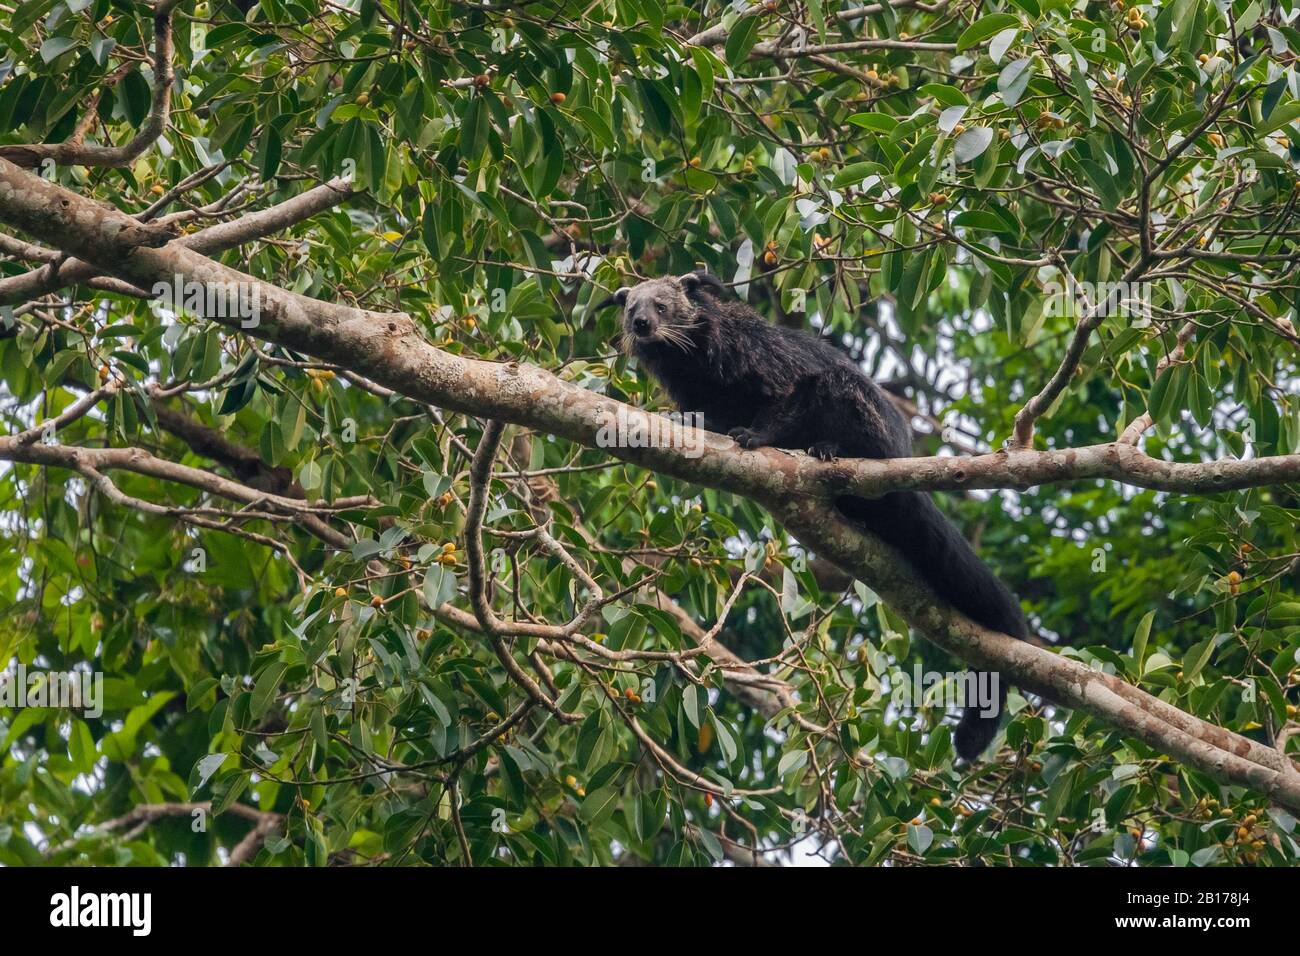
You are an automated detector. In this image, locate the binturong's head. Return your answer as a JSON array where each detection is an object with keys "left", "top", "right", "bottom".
[{"left": 592, "top": 272, "right": 727, "bottom": 351}]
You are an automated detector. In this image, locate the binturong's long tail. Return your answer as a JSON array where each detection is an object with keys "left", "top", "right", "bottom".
[{"left": 837, "top": 490, "right": 1027, "bottom": 760}]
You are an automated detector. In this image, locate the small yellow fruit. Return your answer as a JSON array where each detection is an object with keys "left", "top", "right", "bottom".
[
  {"left": 356, "top": 92, "right": 370, "bottom": 106},
  {"left": 1208, "top": 132, "right": 1224, "bottom": 149},
  {"left": 565, "top": 774, "right": 578, "bottom": 788},
  {"left": 697, "top": 721, "right": 715, "bottom": 754},
  {"left": 334, "top": 587, "right": 347, "bottom": 598},
  {"left": 370, "top": 595, "right": 384, "bottom": 607}
]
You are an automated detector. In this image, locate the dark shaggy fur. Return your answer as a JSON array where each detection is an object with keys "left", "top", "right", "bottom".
[{"left": 596, "top": 272, "right": 1028, "bottom": 759}]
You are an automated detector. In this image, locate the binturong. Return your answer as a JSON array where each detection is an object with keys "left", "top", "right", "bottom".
[{"left": 593, "top": 271, "right": 1029, "bottom": 760}]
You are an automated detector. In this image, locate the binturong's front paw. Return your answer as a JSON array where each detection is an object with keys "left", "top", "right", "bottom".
[
  {"left": 728, "top": 427, "right": 769, "bottom": 450},
  {"left": 808, "top": 441, "right": 839, "bottom": 461}
]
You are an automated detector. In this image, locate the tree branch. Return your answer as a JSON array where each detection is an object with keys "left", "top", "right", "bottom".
[{"left": 0, "top": 9, "right": 179, "bottom": 169}]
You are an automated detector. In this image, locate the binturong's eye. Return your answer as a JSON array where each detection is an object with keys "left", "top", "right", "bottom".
[{"left": 655, "top": 302, "right": 666, "bottom": 313}]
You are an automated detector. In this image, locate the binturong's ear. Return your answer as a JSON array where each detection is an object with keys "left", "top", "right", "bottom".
[
  {"left": 590, "top": 288, "right": 628, "bottom": 312},
  {"left": 677, "top": 271, "right": 727, "bottom": 299}
]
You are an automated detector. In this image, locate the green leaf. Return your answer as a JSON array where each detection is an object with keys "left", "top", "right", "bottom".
[
  {"left": 907, "top": 823, "right": 934, "bottom": 854},
  {"left": 1182, "top": 638, "right": 1215, "bottom": 684},
  {"left": 39, "top": 37, "right": 76, "bottom": 63},
  {"left": 725, "top": 17, "right": 761, "bottom": 67},
  {"left": 1132, "top": 610, "right": 1155, "bottom": 668},
  {"left": 957, "top": 14, "right": 1020, "bottom": 52},
  {"left": 194, "top": 753, "right": 229, "bottom": 793},
  {"left": 578, "top": 786, "right": 620, "bottom": 828},
  {"left": 251, "top": 661, "right": 288, "bottom": 719}
]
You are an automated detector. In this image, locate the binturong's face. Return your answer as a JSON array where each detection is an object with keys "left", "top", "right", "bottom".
[{"left": 621, "top": 277, "right": 694, "bottom": 347}]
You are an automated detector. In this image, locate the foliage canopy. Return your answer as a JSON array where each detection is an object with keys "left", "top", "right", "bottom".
[{"left": 1, "top": 0, "right": 1300, "bottom": 866}]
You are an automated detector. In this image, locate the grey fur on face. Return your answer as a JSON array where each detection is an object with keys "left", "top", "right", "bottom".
[{"left": 621, "top": 277, "right": 696, "bottom": 349}]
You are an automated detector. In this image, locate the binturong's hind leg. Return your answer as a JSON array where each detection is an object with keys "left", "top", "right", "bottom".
[
  {"left": 730, "top": 369, "right": 865, "bottom": 459},
  {"left": 727, "top": 378, "right": 831, "bottom": 453},
  {"left": 726, "top": 396, "right": 806, "bottom": 451},
  {"left": 732, "top": 367, "right": 908, "bottom": 461},
  {"left": 728, "top": 414, "right": 790, "bottom": 451}
]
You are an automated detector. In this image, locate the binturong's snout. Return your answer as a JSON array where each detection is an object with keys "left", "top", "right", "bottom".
[{"left": 627, "top": 303, "right": 656, "bottom": 339}]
